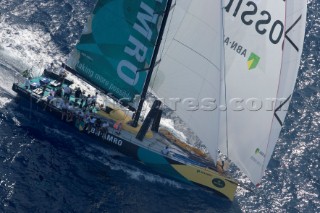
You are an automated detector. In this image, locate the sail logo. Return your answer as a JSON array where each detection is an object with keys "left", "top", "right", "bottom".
[
  {"left": 255, "top": 148, "right": 266, "bottom": 158},
  {"left": 103, "top": 134, "right": 123, "bottom": 147},
  {"left": 197, "top": 169, "right": 212, "bottom": 177},
  {"left": 224, "top": 37, "right": 260, "bottom": 70},
  {"left": 117, "top": 1, "right": 166, "bottom": 87},
  {"left": 224, "top": 37, "right": 247, "bottom": 57},
  {"left": 212, "top": 178, "right": 226, "bottom": 188},
  {"left": 247, "top": 53, "right": 260, "bottom": 70},
  {"left": 250, "top": 148, "right": 265, "bottom": 167}
]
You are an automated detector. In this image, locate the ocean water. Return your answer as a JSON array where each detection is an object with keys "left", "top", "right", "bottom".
[{"left": 0, "top": 1, "right": 319, "bottom": 212}]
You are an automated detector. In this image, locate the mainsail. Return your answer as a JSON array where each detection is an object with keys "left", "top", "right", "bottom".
[
  {"left": 66, "top": 0, "right": 169, "bottom": 104},
  {"left": 219, "top": 0, "right": 308, "bottom": 184},
  {"left": 150, "top": 0, "right": 224, "bottom": 162}
]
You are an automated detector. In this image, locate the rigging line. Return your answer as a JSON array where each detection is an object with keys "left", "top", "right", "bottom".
[
  {"left": 142, "top": 1, "right": 177, "bottom": 89},
  {"left": 150, "top": 0, "right": 176, "bottom": 90},
  {"left": 116, "top": 2, "right": 173, "bottom": 92},
  {"left": 152, "top": 0, "right": 222, "bottom": 88},
  {"left": 261, "top": 0, "right": 289, "bottom": 181},
  {"left": 132, "top": 0, "right": 174, "bottom": 127},
  {"left": 221, "top": 1, "right": 229, "bottom": 159},
  {"left": 173, "top": 39, "right": 220, "bottom": 72}
]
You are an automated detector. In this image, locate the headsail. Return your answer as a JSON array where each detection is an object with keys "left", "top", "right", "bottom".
[
  {"left": 67, "top": 0, "right": 169, "bottom": 105},
  {"left": 150, "top": 0, "right": 224, "bottom": 162},
  {"left": 219, "top": 0, "right": 307, "bottom": 184}
]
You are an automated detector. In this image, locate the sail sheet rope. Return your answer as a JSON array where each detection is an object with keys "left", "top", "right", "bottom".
[{"left": 221, "top": 2, "right": 230, "bottom": 160}]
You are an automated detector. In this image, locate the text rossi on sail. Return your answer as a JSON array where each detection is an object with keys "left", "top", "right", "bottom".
[{"left": 225, "top": 0, "right": 285, "bottom": 45}]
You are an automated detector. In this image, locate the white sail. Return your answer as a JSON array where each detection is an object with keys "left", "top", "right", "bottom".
[
  {"left": 150, "top": 0, "right": 224, "bottom": 162},
  {"left": 219, "top": 0, "right": 307, "bottom": 184}
]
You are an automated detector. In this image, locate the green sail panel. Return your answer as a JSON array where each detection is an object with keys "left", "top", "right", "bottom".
[{"left": 67, "top": 0, "right": 168, "bottom": 103}]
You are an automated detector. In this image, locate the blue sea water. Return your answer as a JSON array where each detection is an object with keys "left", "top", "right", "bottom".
[{"left": 0, "top": 0, "right": 319, "bottom": 212}]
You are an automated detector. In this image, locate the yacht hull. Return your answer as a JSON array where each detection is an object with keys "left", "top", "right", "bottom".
[{"left": 12, "top": 73, "right": 237, "bottom": 201}]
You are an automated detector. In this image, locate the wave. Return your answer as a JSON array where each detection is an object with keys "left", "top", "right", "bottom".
[{"left": 79, "top": 143, "right": 184, "bottom": 190}]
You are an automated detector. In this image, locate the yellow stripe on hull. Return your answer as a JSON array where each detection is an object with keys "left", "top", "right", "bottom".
[
  {"left": 172, "top": 164, "right": 237, "bottom": 201},
  {"left": 97, "top": 109, "right": 153, "bottom": 139}
]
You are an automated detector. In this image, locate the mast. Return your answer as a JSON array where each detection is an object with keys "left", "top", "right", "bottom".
[{"left": 131, "top": 0, "right": 173, "bottom": 127}]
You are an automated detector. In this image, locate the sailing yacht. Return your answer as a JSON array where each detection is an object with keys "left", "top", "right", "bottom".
[{"left": 11, "top": 0, "right": 307, "bottom": 201}]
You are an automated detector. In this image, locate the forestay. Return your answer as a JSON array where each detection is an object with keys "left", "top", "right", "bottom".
[
  {"left": 67, "top": 0, "right": 169, "bottom": 104},
  {"left": 219, "top": 0, "right": 307, "bottom": 184},
  {"left": 150, "top": 0, "right": 224, "bottom": 162}
]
